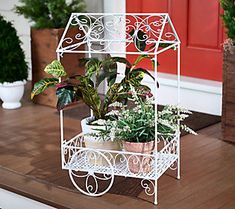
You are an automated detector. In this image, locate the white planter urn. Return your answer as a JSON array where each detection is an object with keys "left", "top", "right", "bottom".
[
  {"left": 0, "top": 80, "right": 26, "bottom": 109},
  {"left": 81, "top": 117, "right": 121, "bottom": 165},
  {"left": 81, "top": 117, "right": 118, "bottom": 148}
]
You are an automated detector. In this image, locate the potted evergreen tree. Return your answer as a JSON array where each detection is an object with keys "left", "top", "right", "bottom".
[
  {"left": 15, "top": 0, "right": 86, "bottom": 107},
  {"left": 220, "top": 0, "right": 235, "bottom": 142},
  {"left": 0, "top": 15, "right": 28, "bottom": 109}
]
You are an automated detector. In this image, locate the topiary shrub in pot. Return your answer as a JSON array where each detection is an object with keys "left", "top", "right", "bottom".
[{"left": 0, "top": 15, "right": 28, "bottom": 109}]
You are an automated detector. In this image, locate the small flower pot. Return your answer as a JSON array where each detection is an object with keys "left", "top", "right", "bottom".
[
  {"left": 0, "top": 80, "right": 26, "bottom": 109},
  {"left": 122, "top": 141, "right": 155, "bottom": 174}
]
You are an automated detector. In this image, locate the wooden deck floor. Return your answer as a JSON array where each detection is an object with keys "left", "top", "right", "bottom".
[{"left": 0, "top": 99, "right": 235, "bottom": 209}]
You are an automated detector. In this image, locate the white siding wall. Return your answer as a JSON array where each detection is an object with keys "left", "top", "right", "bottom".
[
  {"left": 86, "top": 0, "right": 103, "bottom": 13},
  {"left": 0, "top": 0, "right": 103, "bottom": 80}
]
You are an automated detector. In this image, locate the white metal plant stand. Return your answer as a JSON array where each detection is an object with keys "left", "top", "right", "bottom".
[{"left": 56, "top": 13, "right": 181, "bottom": 205}]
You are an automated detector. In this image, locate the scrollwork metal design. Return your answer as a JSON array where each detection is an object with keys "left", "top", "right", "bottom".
[
  {"left": 169, "top": 160, "right": 178, "bottom": 170},
  {"left": 68, "top": 149, "right": 114, "bottom": 197},
  {"left": 141, "top": 179, "right": 155, "bottom": 196},
  {"left": 62, "top": 131, "right": 179, "bottom": 197},
  {"left": 57, "top": 14, "right": 179, "bottom": 54}
]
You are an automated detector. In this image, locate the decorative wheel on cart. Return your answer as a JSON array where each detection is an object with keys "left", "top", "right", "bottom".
[{"left": 68, "top": 149, "right": 115, "bottom": 196}]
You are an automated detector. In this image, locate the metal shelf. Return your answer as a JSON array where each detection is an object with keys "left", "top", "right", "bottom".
[{"left": 63, "top": 136, "right": 178, "bottom": 181}]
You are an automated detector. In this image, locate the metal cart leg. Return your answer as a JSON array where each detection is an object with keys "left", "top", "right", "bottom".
[
  {"left": 177, "top": 158, "right": 180, "bottom": 180},
  {"left": 177, "top": 135, "right": 181, "bottom": 180}
]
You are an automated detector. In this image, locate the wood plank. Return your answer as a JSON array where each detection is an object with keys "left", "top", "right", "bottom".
[
  {"left": 0, "top": 96, "right": 235, "bottom": 209},
  {"left": 0, "top": 167, "right": 125, "bottom": 209}
]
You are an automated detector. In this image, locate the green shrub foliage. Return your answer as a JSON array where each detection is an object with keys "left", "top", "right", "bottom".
[
  {"left": 15, "top": 0, "right": 86, "bottom": 29},
  {"left": 0, "top": 15, "right": 28, "bottom": 83},
  {"left": 220, "top": 0, "right": 235, "bottom": 43}
]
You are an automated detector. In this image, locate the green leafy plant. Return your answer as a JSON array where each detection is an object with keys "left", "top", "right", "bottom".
[
  {"left": 31, "top": 55, "right": 155, "bottom": 120},
  {"left": 15, "top": 0, "right": 86, "bottom": 29},
  {"left": 220, "top": 0, "right": 235, "bottom": 44},
  {"left": 106, "top": 87, "right": 196, "bottom": 143},
  {"left": 0, "top": 15, "right": 28, "bottom": 83}
]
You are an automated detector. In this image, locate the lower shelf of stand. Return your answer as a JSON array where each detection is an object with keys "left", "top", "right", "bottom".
[{"left": 63, "top": 152, "right": 178, "bottom": 180}]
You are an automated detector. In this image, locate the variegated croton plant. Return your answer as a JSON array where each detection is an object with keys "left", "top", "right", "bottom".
[{"left": 31, "top": 55, "right": 155, "bottom": 121}]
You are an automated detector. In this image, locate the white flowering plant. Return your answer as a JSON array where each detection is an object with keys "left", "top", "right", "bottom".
[{"left": 104, "top": 87, "right": 196, "bottom": 143}]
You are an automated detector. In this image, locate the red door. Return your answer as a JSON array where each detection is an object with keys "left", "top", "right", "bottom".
[{"left": 126, "top": 0, "right": 224, "bottom": 81}]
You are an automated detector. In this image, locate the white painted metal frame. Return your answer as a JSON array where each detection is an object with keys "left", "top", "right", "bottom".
[{"left": 56, "top": 13, "right": 181, "bottom": 205}]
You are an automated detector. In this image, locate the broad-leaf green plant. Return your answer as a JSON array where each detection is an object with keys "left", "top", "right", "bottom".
[{"left": 31, "top": 55, "right": 155, "bottom": 121}]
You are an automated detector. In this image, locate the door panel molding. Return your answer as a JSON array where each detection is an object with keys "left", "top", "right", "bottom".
[{"left": 186, "top": 0, "right": 221, "bottom": 50}]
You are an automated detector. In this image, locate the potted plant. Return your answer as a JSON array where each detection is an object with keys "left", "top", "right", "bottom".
[
  {"left": 0, "top": 15, "right": 28, "bottom": 109},
  {"left": 106, "top": 87, "right": 196, "bottom": 174},
  {"left": 220, "top": 0, "right": 235, "bottom": 142},
  {"left": 31, "top": 55, "right": 155, "bottom": 150},
  {"left": 15, "top": 0, "right": 86, "bottom": 107}
]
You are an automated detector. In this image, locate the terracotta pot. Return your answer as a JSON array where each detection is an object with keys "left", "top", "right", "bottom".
[{"left": 123, "top": 141, "right": 155, "bottom": 174}]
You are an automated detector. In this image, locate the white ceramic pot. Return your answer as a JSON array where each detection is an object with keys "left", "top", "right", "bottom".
[
  {"left": 81, "top": 117, "right": 105, "bottom": 138},
  {"left": 81, "top": 117, "right": 121, "bottom": 165},
  {"left": 0, "top": 80, "right": 26, "bottom": 109},
  {"left": 81, "top": 117, "right": 120, "bottom": 149}
]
